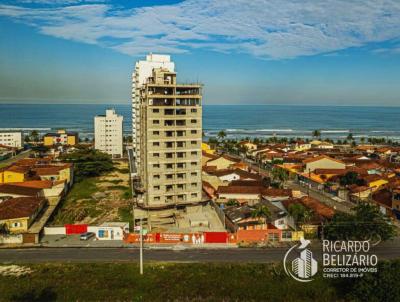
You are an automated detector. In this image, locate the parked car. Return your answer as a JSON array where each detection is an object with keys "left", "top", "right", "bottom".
[{"left": 80, "top": 232, "right": 95, "bottom": 241}]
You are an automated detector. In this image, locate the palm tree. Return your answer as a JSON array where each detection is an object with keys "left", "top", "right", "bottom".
[
  {"left": 288, "top": 203, "right": 305, "bottom": 231},
  {"left": 271, "top": 167, "right": 289, "bottom": 188},
  {"left": 217, "top": 130, "right": 226, "bottom": 142},
  {"left": 347, "top": 133, "right": 354, "bottom": 141},
  {"left": 312, "top": 129, "right": 321, "bottom": 140},
  {"left": 300, "top": 209, "right": 314, "bottom": 225},
  {"left": 360, "top": 137, "right": 365, "bottom": 144},
  {"left": 251, "top": 205, "right": 271, "bottom": 224},
  {"left": 288, "top": 203, "right": 314, "bottom": 230},
  {"left": 30, "top": 130, "right": 39, "bottom": 143}
]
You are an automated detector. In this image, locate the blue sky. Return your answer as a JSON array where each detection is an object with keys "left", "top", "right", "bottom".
[{"left": 0, "top": 0, "right": 400, "bottom": 105}]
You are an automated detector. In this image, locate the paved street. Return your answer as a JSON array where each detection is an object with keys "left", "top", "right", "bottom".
[
  {"left": 1, "top": 242, "right": 400, "bottom": 263},
  {"left": 0, "top": 149, "right": 32, "bottom": 168},
  {"left": 228, "top": 153, "right": 355, "bottom": 213},
  {"left": 286, "top": 181, "right": 354, "bottom": 213}
]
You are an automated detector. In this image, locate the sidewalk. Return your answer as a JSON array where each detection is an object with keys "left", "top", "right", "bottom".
[{"left": 38, "top": 235, "right": 238, "bottom": 249}]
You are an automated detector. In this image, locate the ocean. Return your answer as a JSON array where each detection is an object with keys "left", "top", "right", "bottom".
[{"left": 0, "top": 104, "right": 399, "bottom": 141}]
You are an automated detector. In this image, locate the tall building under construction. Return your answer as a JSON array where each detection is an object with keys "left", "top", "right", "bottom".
[{"left": 132, "top": 54, "right": 203, "bottom": 213}]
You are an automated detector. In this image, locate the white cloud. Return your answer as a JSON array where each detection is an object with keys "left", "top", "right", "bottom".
[{"left": 0, "top": 0, "right": 400, "bottom": 59}]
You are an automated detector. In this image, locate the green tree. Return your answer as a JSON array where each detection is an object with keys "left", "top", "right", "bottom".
[
  {"left": 217, "top": 130, "right": 226, "bottom": 142},
  {"left": 312, "top": 129, "right": 321, "bottom": 139},
  {"left": 347, "top": 133, "right": 354, "bottom": 141},
  {"left": 344, "top": 260, "right": 400, "bottom": 301},
  {"left": 30, "top": 130, "right": 39, "bottom": 142},
  {"left": 60, "top": 148, "right": 114, "bottom": 182},
  {"left": 271, "top": 167, "right": 289, "bottom": 188},
  {"left": 251, "top": 205, "right": 271, "bottom": 223},
  {"left": 360, "top": 137, "right": 365, "bottom": 144},
  {"left": 324, "top": 203, "right": 396, "bottom": 241},
  {"left": 339, "top": 171, "right": 365, "bottom": 186},
  {"left": 32, "top": 145, "right": 50, "bottom": 155},
  {"left": 288, "top": 203, "right": 314, "bottom": 230},
  {"left": 226, "top": 199, "right": 240, "bottom": 207}
]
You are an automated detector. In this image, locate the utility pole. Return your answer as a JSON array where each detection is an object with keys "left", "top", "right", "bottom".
[{"left": 139, "top": 217, "right": 143, "bottom": 275}]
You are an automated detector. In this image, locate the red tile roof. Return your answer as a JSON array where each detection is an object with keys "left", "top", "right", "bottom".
[
  {"left": 299, "top": 196, "right": 335, "bottom": 219},
  {"left": 11, "top": 180, "right": 54, "bottom": 189},
  {"left": 230, "top": 180, "right": 264, "bottom": 187},
  {"left": 262, "top": 188, "right": 292, "bottom": 197},
  {"left": 372, "top": 189, "right": 392, "bottom": 208},
  {"left": 202, "top": 150, "right": 218, "bottom": 160},
  {"left": 4, "top": 165, "right": 31, "bottom": 174},
  {"left": 32, "top": 167, "right": 64, "bottom": 176},
  {"left": 0, "top": 197, "right": 46, "bottom": 220},
  {"left": 217, "top": 185, "right": 263, "bottom": 195},
  {"left": 0, "top": 184, "right": 42, "bottom": 197}
]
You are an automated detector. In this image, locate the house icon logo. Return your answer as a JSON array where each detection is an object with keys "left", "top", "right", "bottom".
[{"left": 283, "top": 237, "right": 318, "bottom": 282}]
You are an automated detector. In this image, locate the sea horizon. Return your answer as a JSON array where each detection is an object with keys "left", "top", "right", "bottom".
[
  {"left": 1, "top": 103, "right": 400, "bottom": 141},
  {"left": 1, "top": 102, "right": 400, "bottom": 108}
]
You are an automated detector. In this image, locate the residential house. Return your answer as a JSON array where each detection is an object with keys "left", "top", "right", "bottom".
[
  {"left": 310, "top": 140, "right": 334, "bottom": 149},
  {"left": 259, "top": 200, "right": 290, "bottom": 229},
  {"left": 303, "top": 155, "right": 346, "bottom": 173},
  {"left": 0, "top": 197, "right": 47, "bottom": 233},
  {"left": 238, "top": 141, "right": 258, "bottom": 154},
  {"left": 282, "top": 197, "right": 334, "bottom": 235},
  {"left": 205, "top": 154, "right": 240, "bottom": 170},
  {"left": 201, "top": 142, "right": 216, "bottom": 155},
  {"left": 349, "top": 185, "right": 372, "bottom": 201},
  {"left": 43, "top": 129, "right": 79, "bottom": 146},
  {"left": 32, "top": 163, "right": 73, "bottom": 187},
  {"left": 372, "top": 189, "right": 394, "bottom": 217},
  {"left": 217, "top": 186, "right": 264, "bottom": 204},
  {"left": 0, "top": 184, "right": 43, "bottom": 199},
  {"left": 211, "top": 168, "right": 262, "bottom": 182},
  {"left": 12, "top": 180, "right": 66, "bottom": 204},
  {"left": 201, "top": 151, "right": 218, "bottom": 167},
  {"left": 261, "top": 188, "right": 292, "bottom": 202},
  {"left": 294, "top": 141, "right": 311, "bottom": 152},
  {"left": 224, "top": 205, "right": 268, "bottom": 231},
  {"left": 0, "top": 165, "right": 31, "bottom": 184},
  {"left": 363, "top": 174, "right": 388, "bottom": 191}
]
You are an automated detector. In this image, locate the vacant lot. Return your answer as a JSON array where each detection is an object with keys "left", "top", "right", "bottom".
[
  {"left": 1, "top": 261, "right": 399, "bottom": 301},
  {"left": 0, "top": 262, "right": 337, "bottom": 302},
  {"left": 50, "top": 161, "right": 132, "bottom": 226}
]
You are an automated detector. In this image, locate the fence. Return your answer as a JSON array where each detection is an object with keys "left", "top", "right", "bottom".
[
  {"left": 44, "top": 227, "right": 66, "bottom": 235},
  {"left": 0, "top": 234, "right": 23, "bottom": 244},
  {"left": 210, "top": 200, "right": 226, "bottom": 228},
  {"left": 65, "top": 224, "right": 87, "bottom": 235}
]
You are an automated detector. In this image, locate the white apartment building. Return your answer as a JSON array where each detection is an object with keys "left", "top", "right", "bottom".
[
  {"left": 94, "top": 109, "right": 124, "bottom": 158},
  {"left": 132, "top": 53, "right": 175, "bottom": 172},
  {"left": 0, "top": 131, "right": 23, "bottom": 148}
]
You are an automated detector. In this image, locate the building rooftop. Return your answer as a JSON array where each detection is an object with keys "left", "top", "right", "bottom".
[
  {"left": 0, "top": 197, "right": 46, "bottom": 220},
  {"left": 0, "top": 184, "right": 42, "bottom": 197}
]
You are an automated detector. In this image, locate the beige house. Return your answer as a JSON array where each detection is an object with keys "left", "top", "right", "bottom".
[
  {"left": 217, "top": 186, "right": 263, "bottom": 203},
  {"left": 303, "top": 155, "right": 345, "bottom": 173},
  {"left": 205, "top": 155, "right": 239, "bottom": 170},
  {"left": 0, "top": 197, "right": 47, "bottom": 233},
  {"left": 239, "top": 141, "right": 258, "bottom": 153}
]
